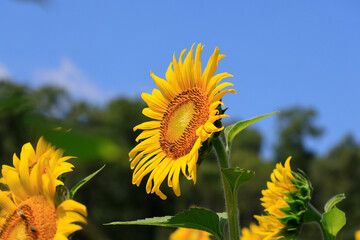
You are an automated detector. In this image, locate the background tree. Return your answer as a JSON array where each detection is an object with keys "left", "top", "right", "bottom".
[
  {"left": 273, "top": 106, "right": 323, "bottom": 173},
  {"left": 0, "top": 81, "right": 358, "bottom": 239}
]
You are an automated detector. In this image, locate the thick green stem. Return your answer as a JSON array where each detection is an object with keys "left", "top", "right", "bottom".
[
  {"left": 213, "top": 137, "right": 240, "bottom": 240},
  {"left": 306, "top": 203, "right": 334, "bottom": 240}
]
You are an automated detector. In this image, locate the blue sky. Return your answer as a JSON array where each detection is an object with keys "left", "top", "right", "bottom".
[{"left": 1, "top": 0, "right": 359, "bottom": 158}]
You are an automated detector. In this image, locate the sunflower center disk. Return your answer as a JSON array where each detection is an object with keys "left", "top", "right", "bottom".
[
  {"left": 0, "top": 196, "right": 57, "bottom": 240},
  {"left": 160, "top": 88, "right": 209, "bottom": 160},
  {"left": 166, "top": 101, "right": 196, "bottom": 142}
]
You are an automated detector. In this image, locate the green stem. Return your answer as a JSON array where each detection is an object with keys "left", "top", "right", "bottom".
[
  {"left": 213, "top": 137, "right": 240, "bottom": 240},
  {"left": 306, "top": 203, "right": 334, "bottom": 240}
]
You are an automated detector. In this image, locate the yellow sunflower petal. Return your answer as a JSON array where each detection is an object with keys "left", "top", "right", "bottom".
[
  {"left": 133, "top": 120, "right": 161, "bottom": 131},
  {"left": 141, "top": 92, "right": 168, "bottom": 112},
  {"left": 142, "top": 107, "right": 163, "bottom": 120},
  {"left": 57, "top": 199, "right": 87, "bottom": 217},
  {"left": 135, "top": 129, "right": 158, "bottom": 142},
  {"left": 202, "top": 47, "right": 220, "bottom": 88},
  {"left": 150, "top": 71, "right": 177, "bottom": 100},
  {"left": 207, "top": 72, "right": 234, "bottom": 94},
  {"left": 0, "top": 191, "right": 16, "bottom": 213}
]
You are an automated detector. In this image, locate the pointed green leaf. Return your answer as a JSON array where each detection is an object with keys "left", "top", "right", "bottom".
[
  {"left": 106, "top": 208, "right": 228, "bottom": 240},
  {"left": 321, "top": 207, "right": 346, "bottom": 237},
  {"left": 224, "top": 111, "right": 278, "bottom": 152},
  {"left": 324, "top": 193, "right": 346, "bottom": 213},
  {"left": 69, "top": 165, "right": 105, "bottom": 199},
  {"left": 222, "top": 168, "right": 255, "bottom": 195}
]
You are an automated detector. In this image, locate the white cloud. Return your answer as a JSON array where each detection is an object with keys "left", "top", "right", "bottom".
[
  {"left": 34, "top": 58, "right": 104, "bottom": 103},
  {"left": 0, "top": 63, "right": 11, "bottom": 79}
]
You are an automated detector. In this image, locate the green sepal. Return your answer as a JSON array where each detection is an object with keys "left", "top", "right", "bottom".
[
  {"left": 55, "top": 184, "right": 70, "bottom": 207},
  {"left": 324, "top": 193, "right": 346, "bottom": 213},
  {"left": 291, "top": 170, "right": 313, "bottom": 202},
  {"left": 105, "top": 207, "right": 228, "bottom": 240},
  {"left": 69, "top": 165, "right": 105, "bottom": 199},
  {"left": 285, "top": 197, "right": 306, "bottom": 211},
  {"left": 277, "top": 210, "right": 306, "bottom": 226},
  {"left": 221, "top": 168, "right": 254, "bottom": 196},
  {"left": 274, "top": 169, "right": 313, "bottom": 238},
  {"left": 224, "top": 111, "right": 278, "bottom": 152},
  {"left": 321, "top": 207, "right": 346, "bottom": 238}
]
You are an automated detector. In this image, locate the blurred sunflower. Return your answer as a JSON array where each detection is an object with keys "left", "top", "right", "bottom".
[
  {"left": 130, "top": 43, "right": 235, "bottom": 199},
  {"left": 169, "top": 228, "right": 211, "bottom": 240},
  {"left": 0, "top": 137, "right": 87, "bottom": 240},
  {"left": 356, "top": 230, "right": 360, "bottom": 240},
  {"left": 241, "top": 223, "right": 263, "bottom": 240},
  {"left": 254, "top": 157, "right": 312, "bottom": 240}
]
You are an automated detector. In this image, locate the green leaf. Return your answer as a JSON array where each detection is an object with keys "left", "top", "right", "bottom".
[
  {"left": 324, "top": 193, "right": 346, "bottom": 213},
  {"left": 221, "top": 168, "right": 255, "bottom": 196},
  {"left": 321, "top": 207, "right": 346, "bottom": 237},
  {"left": 224, "top": 111, "right": 278, "bottom": 152},
  {"left": 105, "top": 208, "right": 228, "bottom": 240},
  {"left": 69, "top": 165, "right": 105, "bottom": 199}
]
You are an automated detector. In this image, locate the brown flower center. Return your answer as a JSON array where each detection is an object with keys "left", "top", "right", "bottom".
[
  {"left": 160, "top": 88, "right": 209, "bottom": 159},
  {"left": 0, "top": 196, "right": 57, "bottom": 240}
]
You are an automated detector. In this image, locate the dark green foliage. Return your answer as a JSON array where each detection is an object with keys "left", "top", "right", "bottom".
[
  {"left": 0, "top": 81, "right": 359, "bottom": 239},
  {"left": 273, "top": 107, "right": 323, "bottom": 173}
]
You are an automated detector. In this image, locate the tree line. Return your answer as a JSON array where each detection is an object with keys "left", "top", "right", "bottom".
[{"left": 0, "top": 80, "right": 359, "bottom": 239}]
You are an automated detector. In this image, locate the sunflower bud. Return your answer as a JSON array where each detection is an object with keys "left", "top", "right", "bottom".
[{"left": 254, "top": 157, "right": 312, "bottom": 239}]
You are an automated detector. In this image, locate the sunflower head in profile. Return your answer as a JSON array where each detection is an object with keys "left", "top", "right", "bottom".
[
  {"left": 0, "top": 137, "right": 87, "bottom": 240},
  {"left": 169, "top": 228, "right": 211, "bottom": 240},
  {"left": 129, "top": 43, "right": 235, "bottom": 199},
  {"left": 254, "top": 157, "right": 312, "bottom": 240}
]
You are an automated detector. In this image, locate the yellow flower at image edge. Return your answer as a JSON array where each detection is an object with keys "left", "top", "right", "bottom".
[
  {"left": 0, "top": 137, "right": 87, "bottom": 240},
  {"left": 169, "top": 228, "right": 211, "bottom": 240},
  {"left": 254, "top": 157, "right": 312, "bottom": 240},
  {"left": 130, "top": 43, "right": 235, "bottom": 199},
  {"left": 356, "top": 230, "right": 360, "bottom": 240}
]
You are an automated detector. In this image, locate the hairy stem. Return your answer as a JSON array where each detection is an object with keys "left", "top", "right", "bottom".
[
  {"left": 306, "top": 203, "right": 334, "bottom": 240},
  {"left": 213, "top": 137, "right": 240, "bottom": 240}
]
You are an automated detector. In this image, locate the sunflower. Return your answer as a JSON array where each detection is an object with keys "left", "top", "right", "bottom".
[
  {"left": 130, "top": 43, "right": 235, "bottom": 199},
  {"left": 169, "top": 228, "right": 211, "bottom": 240},
  {"left": 254, "top": 157, "right": 312, "bottom": 240},
  {"left": 0, "top": 137, "right": 87, "bottom": 240},
  {"left": 241, "top": 223, "right": 264, "bottom": 240}
]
